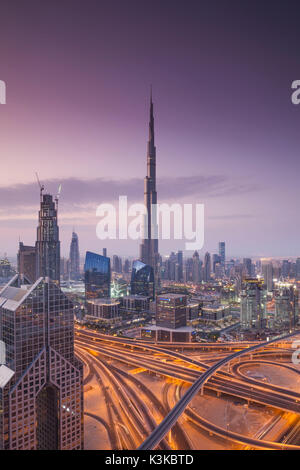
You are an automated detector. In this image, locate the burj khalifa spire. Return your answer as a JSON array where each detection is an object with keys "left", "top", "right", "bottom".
[{"left": 140, "top": 89, "right": 160, "bottom": 288}]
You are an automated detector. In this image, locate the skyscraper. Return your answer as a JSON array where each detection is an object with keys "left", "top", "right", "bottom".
[
  {"left": 203, "top": 252, "right": 211, "bottom": 282},
  {"left": 131, "top": 260, "right": 154, "bottom": 299},
  {"left": 218, "top": 242, "right": 225, "bottom": 267},
  {"left": 140, "top": 90, "right": 159, "bottom": 289},
  {"left": 84, "top": 251, "right": 111, "bottom": 300},
  {"left": 240, "top": 278, "right": 267, "bottom": 329},
  {"left": 35, "top": 192, "right": 60, "bottom": 283},
  {"left": 0, "top": 274, "right": 84, "bottom": 450},
  {"left": 69, "top": 231, "right": 80, "bottom": 280}
]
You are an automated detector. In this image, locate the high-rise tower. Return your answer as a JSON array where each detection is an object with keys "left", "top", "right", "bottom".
[
  {"left": 140, "top": 90, "right": 159, "bottom": 288},
  {"left": 0, "top": 274, "right": 84, "bottom": 450},
  {"left": 69, "top": 231, "right": 80, "bottom": 280},
  {"left": 35, "top": 190, "right": 60, "bottom": 283}
]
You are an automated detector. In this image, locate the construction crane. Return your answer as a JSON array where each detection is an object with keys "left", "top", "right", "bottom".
[
  {"left": 55, "top": 183, "right": 62, "bottom": 209},
  {"left": 35, "top": 172, "right": 44, "bottom": 201}
]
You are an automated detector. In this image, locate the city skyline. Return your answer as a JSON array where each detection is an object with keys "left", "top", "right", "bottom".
[{"left": 1, "top": 1, "right": 300, "bottom": 258}]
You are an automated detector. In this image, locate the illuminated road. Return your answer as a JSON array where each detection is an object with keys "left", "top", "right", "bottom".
[{"left": 75, "top": 326, "right": 300, "bottom": 450}]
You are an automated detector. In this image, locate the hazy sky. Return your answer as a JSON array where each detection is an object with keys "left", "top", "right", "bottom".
[{"left": 1, "top": 0, "right": 300, "bottom": 259}]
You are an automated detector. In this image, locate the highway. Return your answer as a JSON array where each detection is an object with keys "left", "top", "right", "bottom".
[
  {"left": 138, "top": 329, "right": 300, "bottom": 450},
  {"left": 75, "top": 326, "right": 300, "bottom": 450}
]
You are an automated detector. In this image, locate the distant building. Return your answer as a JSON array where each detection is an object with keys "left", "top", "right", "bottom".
[
  {"left": 203, "top": 252, "right": 211, "bottom": 282},
  {"left": 201, "top": 304, "right": 230, "bottom": 322},
  {"left": 17, "top": 243, "right": 36, "bottom": 282},
  {"left": 240, "top": 278, "right": 267, "bottom": 329},
  {"left": 0, "top": 274, "right": 83, "bottom": 450},
  {"left": 69, "top": 231, "right": 80, "bottom": 280},
  {"left": 243, "top": 258, "right": 252, "bottom": 278},
  {"left": 262, "top": 262, "right": 273, "bottom": 292},
  {"left": 218, "top": 242, "right": 225, "bottom": 267},
  {"left": 131, "top": 260, "right": 154, "bottom": 299},
  {"left": 192, "top": 251, "right": 202, "bottom": 283},
  {"left": 274, "top": 284, "right": 298, "bottom": 327},
  {"left": 84, "top": 251, "right": 111, "bottom": 300}
]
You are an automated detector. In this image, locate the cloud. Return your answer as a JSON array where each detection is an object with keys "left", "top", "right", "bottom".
[{"left": 0, "top": 174, "right": 259, "bottom": 215}]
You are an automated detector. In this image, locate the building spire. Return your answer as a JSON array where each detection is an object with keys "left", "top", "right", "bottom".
[{"left": 149, "top": 85, "right": 154, "bottom": 144}]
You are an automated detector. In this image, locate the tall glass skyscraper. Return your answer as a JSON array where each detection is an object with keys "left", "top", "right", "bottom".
[
  {"left": 0, "top": 274, "right": 83, "bottom": 450},
  {"left": 35, "top": 192, "right": 60, "bottom": 283},
  {"left": 131, "top": 260, "right": 154, "bottom": 299},
  {"left": 69, "top": 231, "right": 80, "bottom": 280},
  {"left": 84, "top": 251, "right": 111, "bottom": 300},
  {"left": 140, "top": 91, "right": 160, "bottom": 289}
]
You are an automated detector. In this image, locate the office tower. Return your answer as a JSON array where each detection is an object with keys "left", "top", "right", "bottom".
[
  {"left": 0, "top": 274, "right": 83, "bottom": 450},
  {"left": 243, "top": 258, "right": 252, "bottom": 277},
  {"left": 218, "top": 242, "right": 225, "bottom": 267},
  {"left": 130, "top": 260, "right": 154, "bottom": 299},
  {"left": 274, "top": 285, "right": 298, "bottom": 327},
  {"left": 69, "top": 231, "right": 80, "bottom": 280},
  {"left": 282, "top": 260, "right": 291, "bottom": 279},
  {"left": 203, "top": 252, "right": 211, "bottom": 282},
  {"left": 60, "top": 257, "right": 70, "bottom": 281},
  {"left": 17, "top": 242, "right": 36, "bottom": 282},
  {"left": 156, "top": 294, "right": 187, "bottom": 329},
  {"left": 35, "top": 192, "right": 60, "bottom": 283},
  {"left": 103, "top": 248, "right": 107, "bottom": 257},
  {"left": 192, "top": 251, "right": 202, "bottom": 283},
  {"left": 124, "top": 259, "right": 130, "bottom": 274},
  {"left": 262, "top": 262, "right": 273, "bottom": 292},
  {"left": 113, "top": 255, "right": 122, "bottom": 273},
  {"left": 240, "top": 278, "right": 267, "bottom": 329},
  {"left": 140, "top": 91, "right": 159, "bottom": 289},
  {"left": 166, "top": 252, "right": 177, "bottom": 280},
  {"left": 212, "top": 254, "right": 221, "bottom": 273},
  {"left": 184, "top": 257, "right": 193, "bottom": 282},
  {"left": 84, "top": 251, "right": 111, "bottom": 300},
  {"left": 176, "top": 251, "right": 183, "bottom": 282}
]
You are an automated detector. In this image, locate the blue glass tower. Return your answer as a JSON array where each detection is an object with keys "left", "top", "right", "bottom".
[
  {"left": 84, "top": 251, "right": 111, "bottom": 300},
  {"left": 131, "top": 260, "right": 154, "bottom": 299}
]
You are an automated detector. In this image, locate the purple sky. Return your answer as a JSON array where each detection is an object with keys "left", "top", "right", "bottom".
[{"left": 1, "top": 1, "right": 300, "bottom": 259}]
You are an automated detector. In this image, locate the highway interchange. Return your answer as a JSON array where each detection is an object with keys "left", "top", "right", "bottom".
[{"left": 75, "top": 326, "right": 300, "bottom": 450}]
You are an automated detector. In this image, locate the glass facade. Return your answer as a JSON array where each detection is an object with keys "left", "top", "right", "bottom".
[
  {"left": 130, "top": 260, "right": 154, "bottom": 299},
  {"left": 84, "top": 251, "right": 111, "bottom": 300},
  {"left": 0, "top": 275, "right": 83, "bottom": 450}
]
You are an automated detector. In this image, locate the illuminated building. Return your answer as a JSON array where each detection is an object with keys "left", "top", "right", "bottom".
[
  {"left": 84, "top": 251, "right": 111, "bottom": 300},
  {"left": 156, "top": 293, "right": 187, "bottom": 329},
  {"left": 131, "top": 260, "right": 154, "bottom": 299},
  {"left": 0, "top": 274, "right": 83, "bottom": 450},
  {"left": 240, "top": 278, "right": 267, "bottom": 329},
  {"left": 274, "top": 283, "right": 298, "bottom": 327}
]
